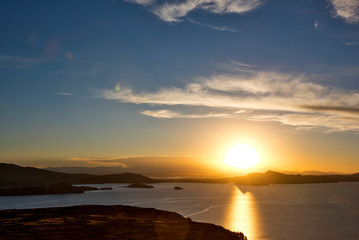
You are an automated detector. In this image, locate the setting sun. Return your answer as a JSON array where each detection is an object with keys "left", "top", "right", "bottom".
[{"left": 224, "top": 144, "right": 260, "bottom": 169}]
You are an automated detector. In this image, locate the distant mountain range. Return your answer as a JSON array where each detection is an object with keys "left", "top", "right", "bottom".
[
  {"left": 44, "top": 166, "right": 346, "bottom": 176},
  {"left": 44, "top": 156, "right": 215, "bottom": 177},
  {"left": 0, "top": 163, "right": 155, "bottom": 187},
  {"left": 45, "top": 166, "right": 129, "bottom": 175},
  {"left": 280, "top": 170, "right": 345, "bottom": 175},
  {"left": 231, "top": 170, "right": 359, "bottom": 186},
  {"left": 1, "top": 163, "right": 359, "bottom": 189}
]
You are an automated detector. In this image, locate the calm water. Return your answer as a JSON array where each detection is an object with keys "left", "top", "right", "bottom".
[{"left": 1, "top": 182, "right": 359, "bottom": 240}]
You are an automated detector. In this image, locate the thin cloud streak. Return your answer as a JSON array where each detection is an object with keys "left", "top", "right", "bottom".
[
  {"left": 345, "top": 41, "right": 359, "bottom": 46},
  {"left": 54, "top": 69, "right": 100, "bottom": 76},
  {"left": 301, "top": 105, "right": 359, "bottom": 115},
  {"left": 57, "top": 92, "right": 73, "bottom": 96},
  {"left": 68, "top": 157, "right": 128, "bottom": 167},
  {"left": 186, "top": 17, "right": 237, "bottom": 32},
  {"left": 0, "top": 55, "right": 41, "bottom": 63},
  {"left": 142, "top": 109, "right": 235, "bottom": 118},
  {"left": 124, "top": 0, "right": 154, "bottom": 5},
  {"left": 250, "top": 113, "right": 359, "bottom": 132},
  {"left": 0, "top": 55, "right": 42, "bottom": 69},
  {"left": 100, "top": 66, "right": 359, "bottom": 131}
]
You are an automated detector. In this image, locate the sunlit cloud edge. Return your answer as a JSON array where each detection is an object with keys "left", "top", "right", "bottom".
[
  {"left": 123, "top": 0, "right": 266, "bottom": 30},
  {"left": 99, "top": 64, "right": 359, "bottom": 132},
  {"left": 327, "top": 0, "right": 359, "bottom": 24}
]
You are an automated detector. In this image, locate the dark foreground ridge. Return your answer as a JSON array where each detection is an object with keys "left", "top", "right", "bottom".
[{"left": 0, "top": 205, "right": 247, "bottom": 240}]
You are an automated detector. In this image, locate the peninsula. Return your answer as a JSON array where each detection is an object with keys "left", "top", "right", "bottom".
[{"left": 0, "top": 205, "right": 247, "bottom": 240}]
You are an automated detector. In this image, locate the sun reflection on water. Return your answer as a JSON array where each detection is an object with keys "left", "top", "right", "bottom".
[{"left": 224, "top": 186, "right": 258, "bottom": 240}]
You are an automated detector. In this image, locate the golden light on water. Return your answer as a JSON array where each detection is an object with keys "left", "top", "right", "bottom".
[
  {"left": 225, "top": 187, "right": 258, "bottom": 240},
  {"left": 224, "top": 144, "right": 260, "bottom": 169}
]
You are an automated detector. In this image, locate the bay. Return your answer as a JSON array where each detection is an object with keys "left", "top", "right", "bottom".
[{"left": 0, "top": 182, "right": 358, "bottom": 240}]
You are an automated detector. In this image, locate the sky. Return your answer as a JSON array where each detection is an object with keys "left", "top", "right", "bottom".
[{"left": 1, "top": 0, "right": 359, "bottom": 174}]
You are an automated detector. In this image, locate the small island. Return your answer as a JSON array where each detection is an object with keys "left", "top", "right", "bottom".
[
  {"left": 174, "top": 186, "right": 184, "bottom": 190},
  {"left": 127, "top": 183, "right": 154, "bottom": 188},
  {"left": 0, "top": 205, "right": 247, "bottom": 240}
]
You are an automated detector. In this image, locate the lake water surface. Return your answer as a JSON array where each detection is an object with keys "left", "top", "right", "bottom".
[{"left": 1, "top": 182, "right": 358, "bottom": 240}]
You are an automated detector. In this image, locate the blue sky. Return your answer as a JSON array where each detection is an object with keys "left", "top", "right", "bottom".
[{"left": 1, "top": 0, "right": 359, "bottom": 172}]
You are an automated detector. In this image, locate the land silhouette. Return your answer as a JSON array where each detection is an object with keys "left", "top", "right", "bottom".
[
  {"left": 1, "top": 163, "right": 359, "bottom": 196},
  {"left": 0, "top": 205, "right": 247, "bottom": 240},
  {"left": 0, "top": 163, "right": 155, "bottom": 187},
  {"left": 2, "top": 163, "right": 359, "bottom": 240},
  {"left": 231, "top": 170, "right": 359, "bottom": 185}
]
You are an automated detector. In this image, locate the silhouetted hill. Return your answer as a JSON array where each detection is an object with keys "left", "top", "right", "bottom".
[
  {"left": 0, "top": 163, "right": 155, "bottom": 187},
  {"left": 233, "top": 170, "right": 359, "bottom": 185},
  {"left": 0, "top": 205, "right": 247, "bottom": 240},
  {"left": 0, "top": 163, "right": 67, "bottom": 186}
]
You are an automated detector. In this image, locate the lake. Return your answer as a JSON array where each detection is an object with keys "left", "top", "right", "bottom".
[{"left": 1, "top": 182, "right": 358, "bottom": 240}]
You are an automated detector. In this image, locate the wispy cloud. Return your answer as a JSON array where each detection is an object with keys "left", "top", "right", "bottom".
[
  {"left": 186, "top": 17, "right": 237, "bottom": 32},
  {"left": 301, "top": 105, "right": 359, "bottom": 115},
  {"left": 54, "top": 69, "right": 100, "bottom": 76},
  {"left": 68, "top": 157, "right": 128, "bottom": 167},
  {"left": 0, "top": 55, "right": 40, "bottom": 63},
  {"left": 345, "top": 40, "right": 359, "bottom": 46},
  {"left": 57, "top": 92, "right": 73, "bottom": 96},
  {"left": 155, "top": 0, "right": 264, "bottom": 22},
  {"left": 124, "top": 0, "right": 154, "bottom": 5},
  {"left": 142, "top": 109, "right": 238, "bottom": 118},
  {"left": 101, "top": 72, "right": 358, "bottom": 112},
  {"left": 328, "top": 0, "right": 359, "bottom": 23},
  {"left": 250, "top": 113, "right": 359, "bottom": 132},
  {"left": 123, "top": 0, "right": 265, "bottom": 30},
  {"left": 0, "top": 55, "right": 42, "bottom": 69},
  {"left": 100, "top": 64, "right": 359, "bottom": 132}
]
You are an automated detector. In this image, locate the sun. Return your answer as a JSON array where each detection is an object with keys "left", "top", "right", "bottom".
[{"left": 224, "top": 144, "right": 260, "bottom": 169}]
